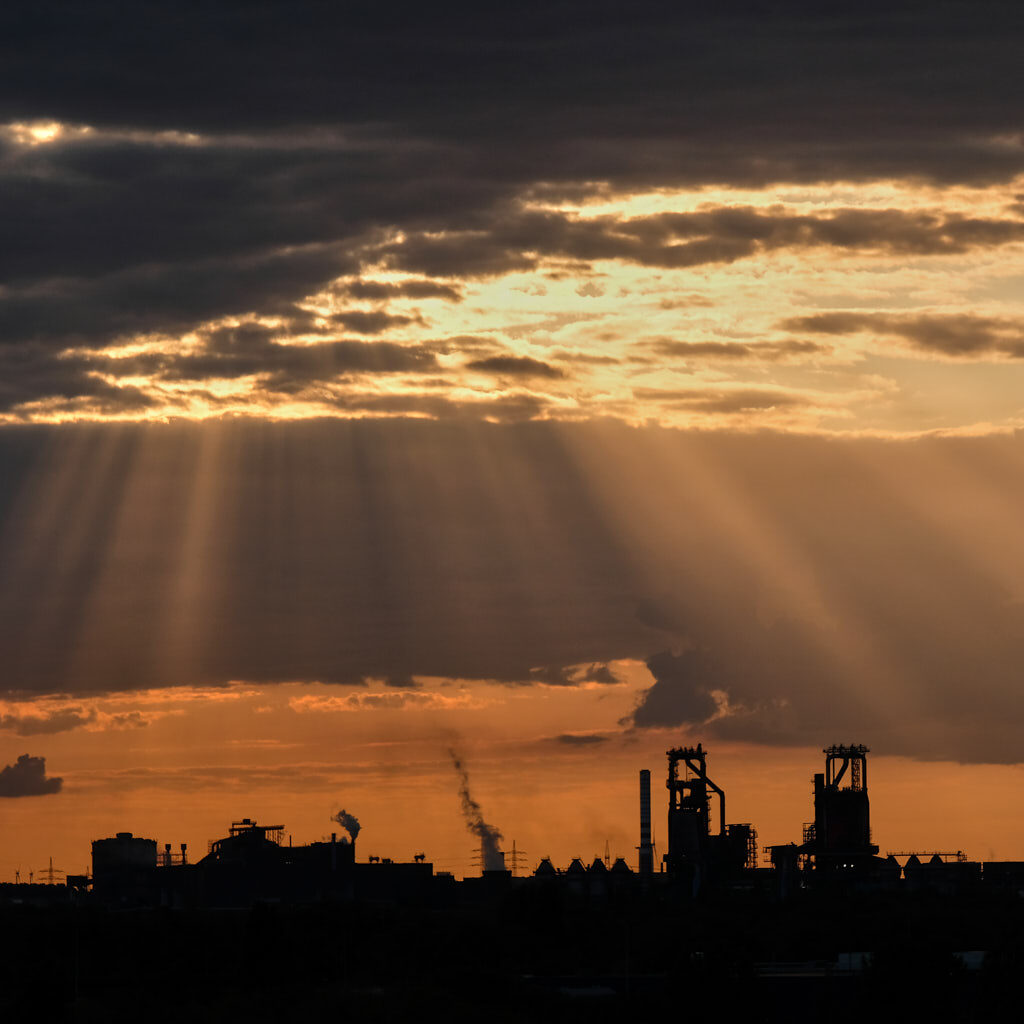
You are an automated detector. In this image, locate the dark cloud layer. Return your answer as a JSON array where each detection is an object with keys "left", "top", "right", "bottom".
[
  {"left": 0, "top": 707, "right": 95, "bottom": 736},
  {"left": 466, "top": 355, "right": 565, "bottom": 379},
  {"left": 529, "top": 663, "right": 620, "bottom": 687},
  {"left": 4, "top": 420, "right": 1024, "bottom": 764},
  {"left": 158, "top": 334, "right": 439, "bottom": 387},
  {"left": 554, "top": 734, "right": 608, "bottom": 746},
  {"left": 648, "top": 339, "right": 829, "bottom": 362},
  {"left": 375, "top": 208, "right": 1024, "bottom": 279},
  {"left": 338, "top": 280, "right": 463, "bottom": 303},
  {"left": 631, "top": 651, "right": 720, "bottom": 728},
  {"left": 4, "top": 3, "right": 1024, "bottom": 165},
  {"left": 0, "top": 754, "right": 62, "bottom": 797},
  {"left": 783, "top": 312, "right": 1024, "bottom": 358},
  {"left": 0, "top": 343, "right": 160, "bottom": 415},
  {"left": 29, "top": 328, "right": 444, "bottom": 416},
  {"left": 0, "top": 2, "right": 1023, "bottom": 408},
  {"left": 0, "top": 420, "right": 650, "bottom": 696}
]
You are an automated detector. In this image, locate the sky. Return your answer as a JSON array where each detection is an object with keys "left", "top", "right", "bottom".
[{"left": 3, "top": 1, "right": 1024, "bottom": 879}]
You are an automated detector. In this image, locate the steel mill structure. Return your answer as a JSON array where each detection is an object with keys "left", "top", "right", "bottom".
[{"left": 7, "top": 742, "right": 1024, "bottom": 910}]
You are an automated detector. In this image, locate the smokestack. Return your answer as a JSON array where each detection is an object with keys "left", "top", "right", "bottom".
[
  {"left": 639, "top": 769, "right": 654, "bottom": 875},
  {"left": 449, "top": 749, "right": 504, "bottom": 873}
]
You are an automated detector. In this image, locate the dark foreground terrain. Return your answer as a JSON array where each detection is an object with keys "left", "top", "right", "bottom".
[{"left": 3, "top": 886, "right": 1023, "bottom": 1022}]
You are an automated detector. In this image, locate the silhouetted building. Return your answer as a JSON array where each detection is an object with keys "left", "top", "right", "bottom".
[
  {"left": 92, "top": 832, "right": 158, "bottom": 906},
  {"left": 902, "top": 852, "right": 981, "bottom": 895},
  {"left": 71, "top": 741, "right": 1024, "bottom": 914},
  {"left": 663, "top": 744, "right": 757, "bottom": 893},
  {"left": 810, "top": 745, "right": 877, "bottom": 866}
]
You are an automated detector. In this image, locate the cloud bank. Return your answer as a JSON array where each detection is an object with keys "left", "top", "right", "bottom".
[
  {"left": 0, "top": 3, "right": 1023, "bottom": 427},
  {"left": 0, "top": 420, "right": 1023, "bottom": 763}
]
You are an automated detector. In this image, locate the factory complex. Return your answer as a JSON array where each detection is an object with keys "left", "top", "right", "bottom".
[{"left": 11, "top": 743, "right": 1024, "bottom": 911}]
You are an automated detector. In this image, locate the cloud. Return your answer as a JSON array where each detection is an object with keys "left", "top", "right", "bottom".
[
  {"left": 3, "top": 413, "right": 1024, "bottom": 763},
  {"left": 337, "top": 279, "right": 463, "bottom": 302},
  {"left": 781, "top": 312, "right": 1024, "bottom": 359},
  {"left": 549, "top": 350, "right": 622, "bottom": 366},
  {"left": 0, "top": 707, "right": 96, "bottom": 735},
  {"left": 0, "top": 243, "right": 358, "bottom": 351},
  {"left": 374, "top": 207, "right": 1024, "bottom": 279},
  {"left": 4, "top": 5, "right": 1022, "bottom": 193},
  {"left": 317, "top": 389, "right": 553, "bottom": 421},
  {"left": 0, "top": 694, "right": 184, "bottom": 733},
  {"left": 553, "top": 733, "right": 608, "bottom": 746},
  {"left": 379, "top": 674, "right": 421, "bottom": 689},
  {"left": 289, "top": 690, "right": 487, "bottom": 712},
  {"left": 104, "top": 333, "right": 441, "bottom": 391},
  {"left": 0, "top": 420, "right": 664, "bottom": 697},
  {"left": 466, "top": 355, "right": 565, "bottom": 379},
  {"left": 632, "top": 386, "right": 812, "bottom": 414},
  {"left": 578, "top": 662, "right": 620, "bottom": 685},
  {"left": 627, "top": 650, "right": 719, "bottom": 728},
  {"left": 0, "top": 754, "right": 62, "bottom": 797},
  {"left": 99, "top": 711, "right": 157, "bottom": 730},
  {"left": 0, "top": 344, "right": 160, "bottom": 415},
  {"left": 329, "top": 311, "right": 422, "bottom": 335},
  {"left": 647, "top": 339, "right": 829, "bottom": 362},
  {"left": 530, "top": 662, "right": 621, "bottom": 686},
  {"left": 0, "top": 4, "right": 1021, "bottom": 385},
  {"left": 0, "top": 6, "right": 1021, "bottom": 421}
]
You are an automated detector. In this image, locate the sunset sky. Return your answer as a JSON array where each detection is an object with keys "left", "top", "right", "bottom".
[{"left": 3, "top": 1, "right": 1024, "bottom": 880}]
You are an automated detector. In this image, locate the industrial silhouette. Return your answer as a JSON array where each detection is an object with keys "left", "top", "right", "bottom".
[
  {"left": 7, "top": 742, "right": 1020, "bottom": 911},
  {"left": 3, "top": 742, "right": 1023, "bottom": 1020}
]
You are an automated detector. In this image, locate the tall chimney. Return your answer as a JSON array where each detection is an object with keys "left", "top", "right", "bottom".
[{"left": 639, "top": 769, "right": 654, "bottom": 875}]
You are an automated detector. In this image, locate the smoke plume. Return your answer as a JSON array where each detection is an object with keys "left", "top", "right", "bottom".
[
  {"left": 331, "top": 808, "right": 360, "bottom": 843},
  {"left": 449, "top": 748, "right": 504, "bottom": 872}
]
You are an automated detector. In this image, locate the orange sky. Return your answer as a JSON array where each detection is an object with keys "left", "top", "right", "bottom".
[{"left": 3, "top": 673, "right": 1024, "bottom": 881}]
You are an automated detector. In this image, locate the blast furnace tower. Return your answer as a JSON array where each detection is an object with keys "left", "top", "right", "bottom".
[
  {"left": 809, "top": 744, "right": 879, "bottom": 870},
  {"left": 664, "top": 743, "right": 755, "bottom": 891}
]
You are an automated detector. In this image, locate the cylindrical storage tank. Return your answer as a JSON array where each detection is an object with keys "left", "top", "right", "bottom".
[
  {"left": 91, "top": 832, "right": 159, "bottom": 906},
  {"left": 92, "top": 832, "right": 157, "bottom": 877}
]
